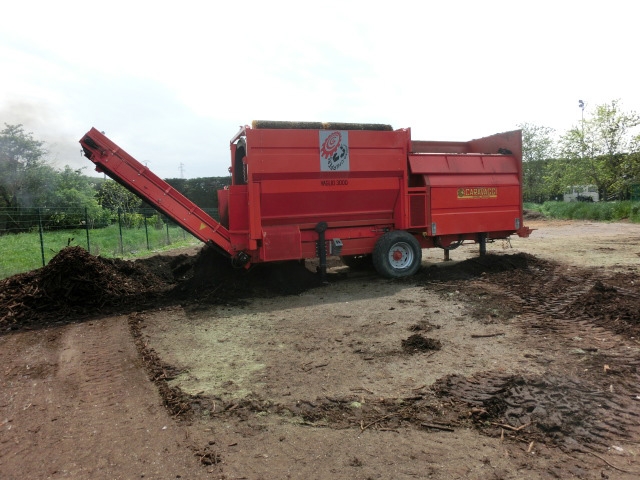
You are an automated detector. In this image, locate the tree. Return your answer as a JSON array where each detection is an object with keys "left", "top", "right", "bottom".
[
  {"left": 0, "top": 124, "right": 48, "bottom": 208},
  {"left": 48, "top": 166, "right": 102, "bottom": 213},
  {"left": 165, "top": 177, "right": 230, "bottom": 209},
  {"left": 96, "top": 180, "right": 142, "bottom": 214},
  {"left": 518, "top": 123, "right": 557, "bottom": 202},
  {"left": 0, "top": 126, "right": 113, "bottom": 231},
  {"left": 559, "top": 100, "right": 640, "bottom": 199}
]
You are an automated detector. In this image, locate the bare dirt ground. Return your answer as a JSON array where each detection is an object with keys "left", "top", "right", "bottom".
[{"left": 1, "top": 219, "right": 640, "bottom": 479}]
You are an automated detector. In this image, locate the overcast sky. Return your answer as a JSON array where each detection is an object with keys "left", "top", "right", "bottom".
[{"left": 1, "top": 0, "right": 638, "bottom": 179}]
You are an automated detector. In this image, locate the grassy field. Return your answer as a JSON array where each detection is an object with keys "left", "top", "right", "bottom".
[
  {"left": 0, "top": 224, "right": 200, "bottom": 280},
  {"left": 525, "top": 201, "right": 640, "bottom": 223}
]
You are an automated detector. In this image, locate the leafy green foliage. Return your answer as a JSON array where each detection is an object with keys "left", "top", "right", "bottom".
[
  {"left": 523, "top": 202, "right": 544, "bottom": 212},
  {"left": 96, "top": 180, "right": 144, "bottom": 228},
  {"left": 96, "top": 180, "right": 142, "bottom": 213},
  {"left": 0, "top": 124, "right": 48, "bottom": 208},
  {"left": 165, "top": 177, "right": 230, "bottom": 209},
  {"left": 537, "top": 201, "right": 640, "bottom": 222},
  {"left": 519, "top": 101, "right": 640, "bottom": 202},
  {"left": 46, "top": 166, "right": 105, "bottom": 227},
  {"left": 0, "top": 125, "right": 108, "bottom": 230},
  {"left": 558, "top": 100, "right": 640, "bottom": 199},
  {"left": 519, "top": 123, "right": 557, "bottom": 202}
]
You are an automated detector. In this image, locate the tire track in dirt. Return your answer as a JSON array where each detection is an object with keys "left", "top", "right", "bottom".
[
  {"left": 0, "top": 318, "right": 209, "bottom": 479},
  {"left": 514, "top": 269, "right": 640, "bottom": 397},
  {"left": 444, "top": 260, "right": 640, "bottom": 454}
]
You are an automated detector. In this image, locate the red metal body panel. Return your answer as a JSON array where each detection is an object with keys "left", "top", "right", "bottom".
[
  {"left": 411, "top": 130, "right": 522, "bottom": 159},
  {"left": 261, "top": 225, "right": 302, "bottom": 261},
  {"left": 409, "top": 153, "right": 523, "bottom": 236},
  {"left": 222, "top": 126, "right": 412, "bottom": 262}
]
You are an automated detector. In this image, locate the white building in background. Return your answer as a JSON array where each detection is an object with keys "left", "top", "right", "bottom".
[{"left": 563, "top": 185, "right": 599, "bottom": 202}]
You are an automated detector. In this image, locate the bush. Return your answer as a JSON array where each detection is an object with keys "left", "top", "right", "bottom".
[
  {"left": 540, "top": 201, "right": 640, "bottom": 222},
  {"left": 121, "top": 212, "right": 145, "bottom": 228},
  {"left": 152, "top": 213, "right": 164, "bottom": 230},
  {"left": 523, "top": 202, "right": 544, "bottom": 212}
]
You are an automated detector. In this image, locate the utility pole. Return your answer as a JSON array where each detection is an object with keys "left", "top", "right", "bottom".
[
  {"left": 578, "top": 99, "right": 586, "bottom": 162},
  {"left": 179, "top": 163, "right": 185, "bottom": 179}
]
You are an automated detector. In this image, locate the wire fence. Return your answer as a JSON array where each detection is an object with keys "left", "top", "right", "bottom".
[{"left": 0, "top": 206, "right": 218, "bottom": 279}]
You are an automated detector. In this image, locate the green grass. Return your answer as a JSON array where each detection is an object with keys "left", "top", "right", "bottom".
[
  {"left": 523, "top": 202, "right": 544, "bottom": 213},
  {"left": 0, "top": 224, "right": 200, "bottom": 279},
  {"left": 526, "top": 201, "right": 640, "bottom": 223}
]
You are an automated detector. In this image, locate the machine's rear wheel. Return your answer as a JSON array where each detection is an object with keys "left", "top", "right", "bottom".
[{"left": 372, "top": 231, "right": 422, "bottom": 278}]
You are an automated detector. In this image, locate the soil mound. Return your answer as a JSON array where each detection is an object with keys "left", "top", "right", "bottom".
[
  {"left": 1, "top": 245, "right": 324, "bottom": 332},
  {"left": 418, "top": 252, "right": 534, "bottom": 282},
  {"left": 0, "top": 246, "right": 171, "bottom": 331},
  {"left": 401, "top": 334, "right": 442, "bottom": 353},
  {"left": 137, "top": 253, "right": 195, "bottom": 283},
  {"left": 170, "top": 244, "right": 323, "bottom": 301}
]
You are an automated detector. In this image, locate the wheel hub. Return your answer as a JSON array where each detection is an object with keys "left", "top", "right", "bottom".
[{"left": 388, "top": 242, "right": 413, "bottom": 269}]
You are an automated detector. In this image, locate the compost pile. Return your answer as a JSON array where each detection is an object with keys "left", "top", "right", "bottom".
[
  {"left": 169, "top": 244, "right": 322, "bottom": 302},
  {"left": 417, "top": 252, "right": 534, "bottom": 283},
  {"left": 423, "top": 253, "right": 640, "bottom": 337},
  {"left": 0, "top": 247, "right": 172, "bottom": 330},
  {"left": 0, "top": 245, "right": 322, "bottom": 332}
]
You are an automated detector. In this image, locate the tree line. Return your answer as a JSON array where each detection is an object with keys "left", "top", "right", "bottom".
[
  {"left": 2, "top": 100, "right": 639, "bottom": 232},
  {"left": 521, "top": 99, "right": 640, "bottom": 202},
  {"left": 0, "top": 124, "right": 230, "bottom": 233}
]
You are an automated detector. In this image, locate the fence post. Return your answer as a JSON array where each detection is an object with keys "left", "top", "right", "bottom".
[
  {"left": 84, "top": 207, "right": 91, "bottom": 254},
  {"left": 117, "top": 207, "right": 124, "bottom": 255},
  {"left": 165, "top": 218, "right": 171, "bottom": 245},
  {"left": 144, "top": 214, "right": 150, "bottom": 250},
  {"left": 38, "top": 208, "right": 45, "bottom": 267}
]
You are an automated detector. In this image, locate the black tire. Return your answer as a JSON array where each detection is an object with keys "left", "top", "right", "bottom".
[
  {"left": 340, "top": 254, "right": 373, "bottom": 270},
  {"left": 372, "top": 231, "right": 422, "bottom": 278}
]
